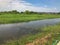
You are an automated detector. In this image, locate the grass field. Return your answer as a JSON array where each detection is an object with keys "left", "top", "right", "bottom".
[
  {"left": 2, "top": 24, "right": 60, "bottom": 45},
  {"left": 0, "top": 13, "right": 60, "bottom": 24},
  {"left": 0, "top": 12, "right": 60, "bottom": 45}
]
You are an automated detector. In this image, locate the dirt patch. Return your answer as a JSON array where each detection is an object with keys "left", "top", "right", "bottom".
[{"left": 26, "top": 34, "right": 52, "bottom": 45}]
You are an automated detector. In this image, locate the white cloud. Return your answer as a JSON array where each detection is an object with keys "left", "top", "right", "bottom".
[{"left": 0, "top": 0, "right": 59, "bottom": 12}]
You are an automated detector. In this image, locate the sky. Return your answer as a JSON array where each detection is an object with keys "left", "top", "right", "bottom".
[{"left": 0, "top": 0, "right": 60, "bottom": 12}]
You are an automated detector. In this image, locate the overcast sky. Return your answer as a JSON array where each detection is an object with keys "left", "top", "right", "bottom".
[{"left": 0, "top": 0, "right": 60, "bottom": 12}]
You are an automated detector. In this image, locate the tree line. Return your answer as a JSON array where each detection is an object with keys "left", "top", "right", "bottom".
[{"left": 0, "top": 10, "right": 60, "bottom": 14}]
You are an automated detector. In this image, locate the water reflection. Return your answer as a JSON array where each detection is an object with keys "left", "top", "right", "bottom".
[{"left": 0, "top": 18, "right": 60, "bottom": 43}]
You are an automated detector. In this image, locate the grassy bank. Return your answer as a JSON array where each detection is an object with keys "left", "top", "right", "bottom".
[
  {"left": 0, "top": 13, "right": 60, "bottom": 24},
  {"left": 2, "top": 24, "right": 60, "bottom": 45}
]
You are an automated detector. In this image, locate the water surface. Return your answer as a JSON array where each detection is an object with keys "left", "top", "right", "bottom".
[{"left": 0, "top": 18, "right": 60, "bottom": 43}]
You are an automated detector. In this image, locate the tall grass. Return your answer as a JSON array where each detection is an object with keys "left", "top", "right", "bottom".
[{"left": 0, "top": 13, "right": 60, "bottom": 24}]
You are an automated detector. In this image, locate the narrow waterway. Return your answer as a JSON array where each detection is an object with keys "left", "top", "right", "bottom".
[{"left": 0, "top": 18, "right": 60, "bottom": 44}]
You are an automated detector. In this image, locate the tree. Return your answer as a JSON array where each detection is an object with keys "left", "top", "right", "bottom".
[
  {"left": 24, "top": 10, "right": 30, "bottom": 14},
  {"left": 12, "top": 10, "right": 19, "bottom": 14},
  {"left": 57, "top": 12, "right": 60, "bottom": 14}
]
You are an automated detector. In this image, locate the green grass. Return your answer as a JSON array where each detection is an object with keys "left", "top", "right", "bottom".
[
  {"left": 0, "top": 13, "right": 60, "bottom": 24},
  {"left": 2, "top": 24, "right": 60, "bottom": 45}
]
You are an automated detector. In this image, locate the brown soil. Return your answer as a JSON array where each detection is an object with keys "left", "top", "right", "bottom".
[{"left": 26, "top": 34, "right": 52, "bottom": 45}]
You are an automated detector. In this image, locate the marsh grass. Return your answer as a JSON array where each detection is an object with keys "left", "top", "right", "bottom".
[{"left": 0, "top": 13, "right": 60, "bottom": 24}]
